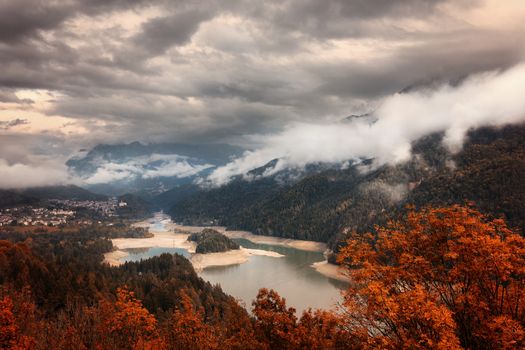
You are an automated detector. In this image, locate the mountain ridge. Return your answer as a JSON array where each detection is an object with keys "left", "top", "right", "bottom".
[{"left": 168, "top": 124, "right": 525, "bottom": 250}]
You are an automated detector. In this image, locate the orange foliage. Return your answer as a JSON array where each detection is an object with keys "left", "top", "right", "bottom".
[
  {"left": 163, "top": 291, "right": 218, "bottom": 350},
  {"left": 252, "top": 288, "right": 298, "bottom": 349},
  {"left": 0, "top": 296, "right": 18, "bottom": 349},
  {"left": 295, "top": 308, "right": 359, "bottom": 349},
  {"left": 2, "top": 205, "right": 524, "bottom": 349},
  {"left": 252, "top": 288, "right": 357, "bottom": 349},
  {"left": 100, "top": 287, "right": 158, "bottom": 350},
  {"left": 338, "top": 205, "right": 525, "bottom": 349},
  {"left": 0, "top": 295, "right": 35, "bottom": 350},
  {"left": 215, "top": 299, "right": 262, "bottom": 350}
]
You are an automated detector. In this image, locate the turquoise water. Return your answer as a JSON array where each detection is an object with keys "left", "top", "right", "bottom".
[
  {"left": 200, "top": 238, "right": 346, "bottom": 313},
  {"left": 120, "top": 216, "right": 346, "bottom": 313},
  {"left": 120, "top": 247, "right": 191, "bottom": 263}
]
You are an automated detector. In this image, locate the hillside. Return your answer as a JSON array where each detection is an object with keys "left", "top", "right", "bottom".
[
  {"left": 66, "top": 142, "right": 244, "bottom": 196},
  {"left": 0, "top": 190, "right": 39, "bottom": 208},
  {"left": 153, "top": 184, "right": 201, "bottom": 211},
  {"left": 17, "top": 185, "right": 108, "bottom": 201},
  {"left": 0, "top": 227, "right": 247, "bottom": 334},
  {"left": 170, "top": 124, "right": 525, "bottom": 246},
  {"left": 116, "top": 193, "right": 157, "bottom": 219},
  {"left": 0, "top": 185, "right": 106, "bottom": 208},
  {"left": 188, "top": 228, "right": 240, "bottom": 253}
]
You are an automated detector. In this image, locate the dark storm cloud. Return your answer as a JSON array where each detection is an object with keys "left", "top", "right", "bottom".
[
  {"left": 0, "top": 0, "right": 71, "bottom": 43},
  {"left": 0, "top": 0, "right": 524, "bottom": 148},
  {"left": 314, "top": 29, "right": 524, "bottom": 98},
  {"left": 133, "top": 9, "right": 214, "bottom": 56},
  {"left": 0, "top": 0, "right": 151, "bottom": 43},
  {"left": 255, "top": 0, "right": 453, "bottom": 39}
]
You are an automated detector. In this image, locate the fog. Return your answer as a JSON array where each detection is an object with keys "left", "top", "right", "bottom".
[{"left": 208, "top": 63, "right": 525, "bottom": 185}]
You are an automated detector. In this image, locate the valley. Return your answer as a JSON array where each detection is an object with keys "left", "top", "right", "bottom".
[
  {"left": 105, "top": 213, "right": 347, "bottom": 313},
  {"left": 2, "top": 1, "right": 525, "bottom": 347}
]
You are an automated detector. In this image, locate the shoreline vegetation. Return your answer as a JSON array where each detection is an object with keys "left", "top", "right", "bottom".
[
  {"left": 188, "top": 228, "right": 241, "bottom": 253},
  {"left": 104, "top": 215, "right": 349, "bottom": 282}
]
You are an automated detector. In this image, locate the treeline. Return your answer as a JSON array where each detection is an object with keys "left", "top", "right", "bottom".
[
  {"left": 170, "top": 124, "right": 525, "bottom": 247},
  {"left": 116, "top": 193, "right": 157, "bottom": 219},
  {"left": 2, "top": 206, "right": 525, "bottom": 349},
  {"left": 188, "top": 229, "right": 240, "bottom": 254},
  {"left": 0, "top": 226, "right": 237, "bottom": 320},
  {"left": 0, "top": 185, "right": 107, "bottom": 209}
]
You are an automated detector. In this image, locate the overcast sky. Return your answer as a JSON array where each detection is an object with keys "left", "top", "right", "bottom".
[{"left": 1, "top": 0, "right": 525, "bottom": 187}]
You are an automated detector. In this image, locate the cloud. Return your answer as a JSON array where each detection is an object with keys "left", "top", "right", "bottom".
[
  {"left": 0, "top": 0, "right": 72, "bottom": 43},
  {"left": 131, "top": 8, "right": 214, "bottom": 56},
  {"left": 207, "top": 63, "right": 525, "bottom": 185},
  {"left": 0, "top": 0, "right": 151, "bottom": 43},
  {"left": 1, "top": 0, "right": 525, "bottom": 171},
  {"left": 0, "top": 158, "right": 72, "bottom": 189},
  {"left": 0, "top": 118, "right": 29, "bottom": 130},
  {"left": 82, "top": 154, "right": 213, "bottom": 184}
]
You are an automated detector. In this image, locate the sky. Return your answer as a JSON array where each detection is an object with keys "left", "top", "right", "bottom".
[{"left": 1, "top": 0, "right": 525, "bottom": 188}]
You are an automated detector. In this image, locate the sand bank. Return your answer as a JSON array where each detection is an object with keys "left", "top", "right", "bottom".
[
  {"left": 191, "top": 248, "right": 283, "bottom": 271},
  {"left": 105, "top": 219, "right": 286, "bottom": 269},
  {"left": 106, "top": 217, "right": 337, "bottom": 280},
  {"left": 172, "top": 224, "right": 327, "bottom": 252},
  {"left": 311, "top": 261, "right": 350, "bottom": 283},
  {"left": 111, "top": 231, "right": 196, "bottom": 251},
  {"left": 104, "top": 250, "right": 130, "bottom": 266}
]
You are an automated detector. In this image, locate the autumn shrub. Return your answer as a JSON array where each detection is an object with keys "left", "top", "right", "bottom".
[{"left": 338, "top": 205, "right": 525, "bottom": 349}]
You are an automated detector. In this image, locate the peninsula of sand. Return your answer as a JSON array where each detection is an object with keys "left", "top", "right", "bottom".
[{"left": 104, "top": 213, "right": 349, "bottom": 282}]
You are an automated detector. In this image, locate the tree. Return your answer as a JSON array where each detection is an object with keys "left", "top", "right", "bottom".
[
  {"left": 252, "top": 288, "right": 298, "bottom": 349},
  {"left": 0, "top": 296, "right": 18, "bottom": 349},
  {"left": 338, "top": 205, "right": 525, "bottom": 349},
  {"left": 163, "top": 291, "right": 218, "bottom": 350},
  {"left": 295, "top": 308, "right": 359, "bottom": 350},
  {"left": 100, "top": 287, "right": 158, "bottom": 350},
  {"left": 0, "top": 295, "right": 35, "bottom": 350}
]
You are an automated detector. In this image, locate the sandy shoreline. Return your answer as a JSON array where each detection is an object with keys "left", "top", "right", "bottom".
[
  {"left": 105, "top": 216, "right": 342, "bottom": 281},
  {"left": 104, "top": 250, "right": 130, "bottom": 266},
  {"left": 104, "top": 217, "right": 287, "bottom": 270},
  {"left": 191, "top": 248, "right": 283, "bottom": 271},
  {"left": 311, "top": 261, "right": 350, "bottom": 283},
  {"left": 171, "top": 223, "right": 327, "bottom": 252}
]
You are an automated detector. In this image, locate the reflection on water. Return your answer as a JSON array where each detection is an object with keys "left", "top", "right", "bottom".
[
  {"left": 121, "top": 247, "right": 190, "bottom": 263},
  {"left": 200, "top": 238, "right": 346, "bottom": 313},
  {"left": 121, "top": 216, "right": 346, "bottom": 314}
]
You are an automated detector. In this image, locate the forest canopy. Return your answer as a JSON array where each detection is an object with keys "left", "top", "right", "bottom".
[{"left": 2, "top": 205, "right": 524, "bottom": 349}]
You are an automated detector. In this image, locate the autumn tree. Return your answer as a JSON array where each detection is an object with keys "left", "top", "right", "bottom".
[
  {"left": 0, "top": 296, "right": 18, "bottom": 349},
  {"left": 215, "top": 298, "right": 263, "bottom": 350},
  {"left": 252, "top": 288, "right": 298, "bottom": 349},
  {"left": 99, "top": 287, "right": 158, "bottom": 350},
  {"left": 295, "top": 308, "right": 359, "bottom": 350},
  {"left": 0, "top": 295, "right": 35, "bottom": 350},
  {"left": 163, "top": 291, "right": 218, "bottom": 350},
  {"left": 338, "top": 205, "right": 525, "bottom": 349}
]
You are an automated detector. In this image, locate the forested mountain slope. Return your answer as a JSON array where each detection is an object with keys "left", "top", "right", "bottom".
[
  {"left": 0, "top": 185, "right": 106, "bottom": 208},
  {"left": 170, "top": 124, "right": 525, "bottom": 245},
  {"left": 0, "top": 228, "right": 242, "bottom": 322}
]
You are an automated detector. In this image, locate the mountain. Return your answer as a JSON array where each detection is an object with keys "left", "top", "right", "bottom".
[
  {"left": 169, "top": 176, "right": 282, "bottom": 226},
  {"left": 406, "top": 125, "right": 525, "bottom": 231},
  {"left": 169, "top": 124, "right": 525, "bottom": 250},
  {"left": 67, "top": 142, "right": 244, "bottom": 196},
  {"left": 0, "top": 190, "right": 39, "bottom": 208},
  {"left": 152, "top": 184, "right": 201, "bottom": 211},
  {"left": 116, "top": 193, "right": 157, "bottom": 219},
  {"left": 18, "top": 185, "right": 107, "bottom": 201},
  {"left": 0, "top": 185, "right": 106, "bottom": 208}
]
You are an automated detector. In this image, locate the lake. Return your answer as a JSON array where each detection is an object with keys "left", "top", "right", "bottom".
[{"left": 119, "top": 215, "right": 346, "bottom": 313}]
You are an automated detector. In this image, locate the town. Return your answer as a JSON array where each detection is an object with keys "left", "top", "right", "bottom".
[{"left": 0, "top": 198, "right": 128, "bottom": 227}]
